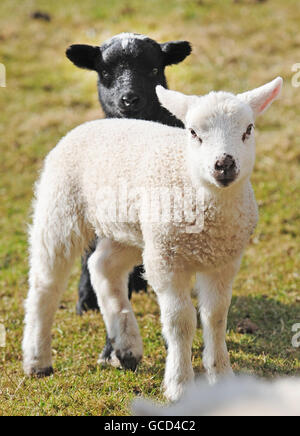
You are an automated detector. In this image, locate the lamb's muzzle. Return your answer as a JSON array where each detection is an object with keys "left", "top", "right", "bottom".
[
  {"left": 213, "top": 154, "right": 238, "bottom": 187},
  {"left": 120, "top": 91, "right": 143, "bottom": 113}
]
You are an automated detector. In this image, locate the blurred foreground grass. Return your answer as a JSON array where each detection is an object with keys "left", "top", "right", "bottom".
[{"left": 0, "top": 0, "right": 299, "bottom": 416}]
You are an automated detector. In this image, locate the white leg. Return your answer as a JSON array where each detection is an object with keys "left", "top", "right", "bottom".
[
  {"left": 196, "top": 259, "right": 241, "bottom": 384},
  {"left": 88, "top": 239, "right": 143, "bottom": 370},
  {"left": 158, "top": 286, "right": 196, "bottom": 402},
  {"left": 144, "top": 251, "right": 196, "bottom": 401},
  {"left": 23, "top": 236, "right": 78, "bottom": 376}
]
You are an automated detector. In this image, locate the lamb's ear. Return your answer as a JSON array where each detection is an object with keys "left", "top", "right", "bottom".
[
  {"left": 156, "top": 86, "right": 197, "bottom": 122},
  {"left": 66, "top": 44, "right": 101, "bottom": 71},
  {"left": 238, "top": 77, "right": 283, "bottom": 118},
  {"left": 160, "top": 41, "right": 192, "bottom": 66}
]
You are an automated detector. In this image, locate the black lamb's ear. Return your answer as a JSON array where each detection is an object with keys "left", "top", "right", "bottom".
[
  {"left": 160, "top": 41, "right": 192, "bottom": 66},
  {"left": 66, "top": 44, "right": 101, "bottom": 71}
]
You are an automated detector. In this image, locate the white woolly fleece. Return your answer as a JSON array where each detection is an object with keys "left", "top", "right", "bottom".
[{"left": 37, "top": 116, "right": 258, "bottom": 269}]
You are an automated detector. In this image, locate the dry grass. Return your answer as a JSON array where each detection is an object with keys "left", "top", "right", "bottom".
[{"left": 0, "top": 0, "right": 299, "bottom": 416}]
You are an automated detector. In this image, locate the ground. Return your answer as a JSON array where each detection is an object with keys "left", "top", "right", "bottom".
[{"left": 0, "top": 0, "right": 299, "bottom": 416}]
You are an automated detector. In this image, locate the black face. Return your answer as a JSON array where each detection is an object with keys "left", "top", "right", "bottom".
[
  {"left": 96, "top": 37, "right": 167, "bottom": 119},
  {"left": 66, "top": 34, "right": 192, "bottom": 122}
]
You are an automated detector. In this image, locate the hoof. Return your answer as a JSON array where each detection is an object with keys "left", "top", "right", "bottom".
[
  {"left": 116, "top": 350, "right": 142, "bottom": 371},
  {"left": 31, "top": 366, "right": 54, "bottom": 378},
  {"left": 97, "top": 338, "right": 121, "bottom": 368},
  {"left": 98, "top": 350, "right": 121, "bottom": 368},
  {"left": 76, "top": 302, "right": 83, "bottom": 316}
]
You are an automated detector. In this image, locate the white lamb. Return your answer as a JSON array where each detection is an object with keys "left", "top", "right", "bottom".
[{"left": 23, "top": 77, "right": 283, "bottom": 402}]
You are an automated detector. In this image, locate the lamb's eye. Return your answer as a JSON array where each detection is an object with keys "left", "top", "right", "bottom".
[
  {"left": 242, "top": 124, "right": 254, "bottom": 142},
  {"left": 151, "top": 68, "right": 159, "bottom": 77},
  {"left": 190, "top": 129, "right": 203, "bottom": 144}
]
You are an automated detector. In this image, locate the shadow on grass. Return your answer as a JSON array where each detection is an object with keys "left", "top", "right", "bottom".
[{"left": 227, "top": 295, "right": 300, "bottom": 375}]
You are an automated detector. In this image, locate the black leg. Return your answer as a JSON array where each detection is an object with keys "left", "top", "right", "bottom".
[
  {"left": 99, "top": 335, "right": 114, "bottom": 361},
  {"left": 128, "top": 265, "right": 148, "bottom": 299},
  {"left": 76, "top": 240, "right": 99, "bottom": 315}
]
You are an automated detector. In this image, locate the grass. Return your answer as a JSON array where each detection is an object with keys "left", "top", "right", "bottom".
[{"left": 0, "top": 0, "right": 300, "bottom": 416}]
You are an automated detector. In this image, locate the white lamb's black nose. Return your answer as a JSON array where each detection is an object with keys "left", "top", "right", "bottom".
[
  {"left": 215, "top": 154, "right": 236, "bottom": 173},
  {"left": 121, "top": 92, "right": 140, "bottom": 108},
  {"left": 213, "top": 154, "right": 238, "bottom": 187}
]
